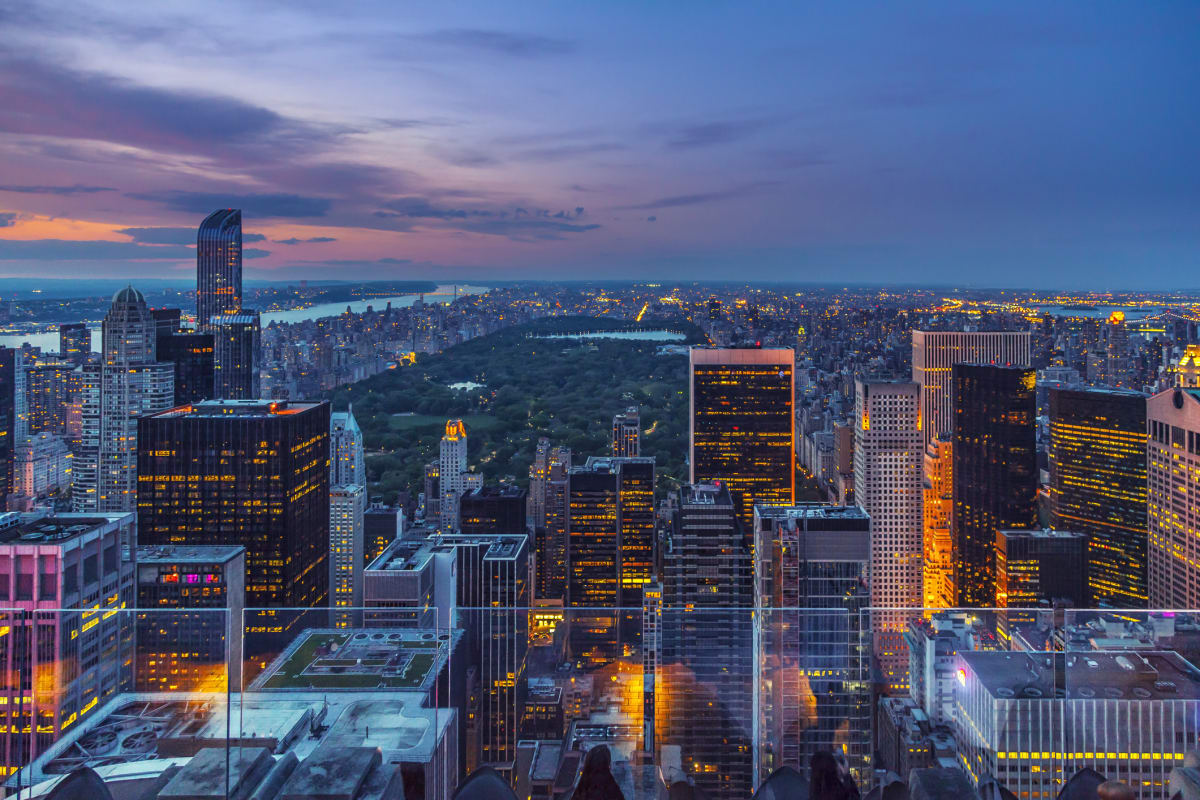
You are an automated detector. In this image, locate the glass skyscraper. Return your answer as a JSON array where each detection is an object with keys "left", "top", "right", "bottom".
[
  {"left": 951, "top": 364, "right": 1037, "bottom": 608},
  {"left": 690, "top": 347, "right": 795, "bottom": 533},
  {"left": 1048, "top": 387, "right": 1147, "bottom": 607},
  {"left": 196, "top": 208, "right": 243, "bottom": 325}
]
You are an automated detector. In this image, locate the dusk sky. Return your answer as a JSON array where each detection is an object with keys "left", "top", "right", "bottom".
[{"left": 0, "top": 2, "right": 1197, "bottom": 287}]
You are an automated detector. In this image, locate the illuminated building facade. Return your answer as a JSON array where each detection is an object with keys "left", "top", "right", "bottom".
[
  {"left": 210, "top": 312, "right": 261, "bottom": 399},
  {"left": 658, "top": 484, "right": 753, "bottom": 800},
  {"left": 995, "top": 529, "right": 1088, "bottom": 639},
  {"left": 330, "top": 407, "right": 365, "bottom": 487},
  {"left": 439, "top": 419, "right": 470, "bottom": 533},
  {"left": 329, "top": 484, "right": 365, "bottom": 626},
  {"left": 459, "top": 485, "right": 527, "bottom": 535},
  {"left": 1048, "top": 387, "right": 1147, "bottom": 607},
  {"left": 752, "top": 504, "right": 870, "bottom": 784},
  {"left": 24, "top": 358, "right": 74, "bottom": 435},
  {"left": 565, "top": 456, "right": 655, "bottom": 666},
  {"left": 0, "top": 348, "right": 15, "bottom": 500},
  {"left": 922, "top": 437, "right": 954, "bottom": 608},
  {"left": 155, "top": 331, "right": 214, "bottom": 405},
  {"left": 73, "top": 287, "right": 175, "bottom": 513},
  {"left": 612, "top": 406, "right": 640, "bottom": 456},
  {"left": 57, "top": 323, "right": 90, "bottom": 366},
  {"left": 196, "top": 208, "right": 242, "bottom": 325},
  {"left": 854, "top": 379, "right": 923, "bottom": 694},
  {"left": 439, "top": 533, "right": 529, "bottom": 773},
  {"left": 531, "top": 442, "right": 571, "bottom": 601},
  {"left": 0, "top": 513, "right": 136, "bottom": 777},
  {"left": 911, "top": 330, "right": 1031, "bottom": 445},
  {"left": 1147, "top": 388, "right": 1200, "bottom": 608},
  {"left": 13, "top": 432, "right": 71, "bottom": 501},
  {"left": 690, "top": 347, "right": 795, "bottom": 532},
  {"left": 134, "top": 544, "right": 244, "bottom": 693},
  {"left": 951, "top": 364, "right": 1037, "bottom": 608},
  {"left": 955, "top": 650, "right": 1200, "bottom": 797},
  {"left": 1175, "top": 344, "right": 1200, "bottom": 388},
  {"left": 136, "top": 399, "right": 331, "bottom": 611}
]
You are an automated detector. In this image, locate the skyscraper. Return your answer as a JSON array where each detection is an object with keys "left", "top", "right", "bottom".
[
  {"left": 612, "top": 406, "right": 640, "bottom": 457},
  {"left": 156, "top": 329, "right": 215, "bottom": 405},
  {"left": 136, "top": 399, "right": 331, "bottom": 611},
  {"left": 330, "top": 484, "right": 365, "bottom": 626},
  {"left": 210, "top": 312, "right": 261, "bottom": 399},
  {"left": 565, "top": 456, "right": 655, "bottom": 666},
  {"left": 951, "top": 364, "right": 1037, "bottom": 607},
  {"left": 439, "top": 418, "right": 470, "bottom": 533},
  {"left": 57, "top": 322, "right": 90, "bottom": 365},
  {"left": 459, "top": 485, "right": 527, "bottom": 535},
  {"left": 1048, "top": 387, "right": 1148, "bottom": 607},
  {"left": 854, "top": 379, "right": 923, "bottom": 694},
  {"left": 690, "top": 347, "right": 795, "bottom": 531},
  {"left": 657, "top": 484, "right": 753, "bottom": 800},
  {"left": 922, "top": 437, "right": 954, "bottom": 609},
  {"left": 330, "top": 407, "right": 366, "bottom": 487},
  {"left": 995, "top": 529, "right": 1089, "bottom": 612},
  {"left": 1147, "top": 388, "right": 1200, "bottom": 608},
  {"left": 753, "top": 505, "right": 871, "bottom": 784},
  {"left": 73, "top": 287, "right": 174, "bottom": 513},
  {"left": 0, "top": 348, "right": 15, "bottom": 502},
  {"left": 911, "top": 330, "right": 1031, "bottom": 445},
  {"left": 196, "top": 208, "right": 242, "bottom": 324},
  {"left": 534, "top": 444, "right": 571, "bottom": 601}
]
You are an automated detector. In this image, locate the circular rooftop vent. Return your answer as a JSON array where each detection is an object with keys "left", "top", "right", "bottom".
[{"left": 1077, "top": 686, "right": 1096, "bottom": 698}]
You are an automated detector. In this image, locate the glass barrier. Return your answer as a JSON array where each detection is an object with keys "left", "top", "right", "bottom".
[{"left": 5, "top": 605, "right": 1199, "bottom": 799}]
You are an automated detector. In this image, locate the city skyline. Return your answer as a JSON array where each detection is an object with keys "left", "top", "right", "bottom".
[{"left": 0, "top": 3, "right": 1197, "bottom": 286}]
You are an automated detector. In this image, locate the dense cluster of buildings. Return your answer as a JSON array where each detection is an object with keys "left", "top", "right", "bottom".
[{"left": 6, "top": 231, "right": 1200, "bottom": 797}]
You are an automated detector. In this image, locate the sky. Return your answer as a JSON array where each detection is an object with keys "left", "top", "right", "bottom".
[{"left": 0, "top": 2, "right": 1197, "bottom": 288}]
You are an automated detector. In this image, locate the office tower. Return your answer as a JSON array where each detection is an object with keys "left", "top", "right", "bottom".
[
  {"left": 922, "top": 437, "right": 954, "bottom": 609},
  {"left": 423, "top": 461, "right": 440, "bottom": 522},
  {"left": 196, "top": 208, "right": 242, "bottom": 324},
  {"left": 565, "top": 456, "right": 655, "bottom": 666},
  {"left": 210, "top": 311, "right": 261, "bottom": 399},
  {"left": 24, "top": 357, "right": 74, "bottom": 435},
  {"left": 911, "top": 330, "right": 1031, "bottom": 445},
  {"left": 459, "top": 485, "right": 527, "bottom": 534},
  {"left": 995, "top": 528, "right": 1089, "bottom": 610},
  {"left": 690, "top": 347, "right": 795, "bottom": 531},
  {"left": 151, "top": 307, "right": 182, "bottom": 338},
  {"left": 330, "top": 484, "right": 366, "bottom": 626},
  {"left": 951, "top": 364, "right": 1037, "bottom": 607},
  {"left": 1176, "top": 344, "right": 1200, "bottom": 387},
  {"left": 1148, "top": 387, "right": 1200, "bottom": 608},
  {"left": 137, "top": 399, "right": 331, "bottom": 610},
  {"left": 0, "top": 513, "right": 135, "bottom": 775},
  {"left": 12, "top": 432, "right": 71, "bottom": 501},
  {"left": 532, "top": 443, "right": 570, "bottom": 601},
  {"left": 156, "top": 330, "right": 215, "bottom": 405},
  {"left": 1104, "top": 311, "right": 1132, "bottom": 387},
  {"left": 363, "top": 535, "right": 457, "bottom": 628},
  {"left": 753, "top": 505, "right": 870, "bottom": 784},
  {"left": 73, "top": 287, "right": 174, "bottom": 513},
  {"left": 58, "top": 322, "right": 90, "bottom": 365},
  {"left": 439, "top": 419, "right": 469, "bottom": 533},
  {"left": 854, "top": 380, "right": 923, "bottom": 694},
  {"left": 439, "top": 533, "right": 529, "bottom": 773},
  {"left": 955, "top": 650, "right": 1200, "bottom": 798},
  {"left": 330, "top": 407, "right": 366, "bottom": 487},
  {"left": 134, "top": 544, "right": 245, "bottom": 692},
  {"left": 612, "top": 406, "right": 640, "bottom": 457},
  {"left": 657, "top": 484, "right": 753, "bottom": 800},
  {"left": 1048, "top": 387, "right": 1148, "bottom": 607},
  {"left": 527, "top": 437, "right": 552, "bottom": 529},
  {"left": 364, "top": 500, "right": 404, "bottom": 566},
  {"left": 0, "top": 348, "right": 15, "bottom": 502}
]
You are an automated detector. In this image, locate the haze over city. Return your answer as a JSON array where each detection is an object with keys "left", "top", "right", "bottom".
[{"left": 1, "top": 2, "right": 1197, "bottom": 286}]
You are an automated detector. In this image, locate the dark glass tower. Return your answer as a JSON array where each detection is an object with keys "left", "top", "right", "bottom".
[
  {"left": 459, "top": 485, "right": 528, "bottom": 535},
  {"left": 210, "top": 312, "right": 261, "bottom": 399},
  {"left": 1048, "top": 387, "right": 1148, "bottom": 607},
  {"left": 0, "top": 347, "right": 15, "bottom": 499},
  {"left": 690, "top": 347, "right": 794, "bottom": 533},
  {"left": 156, "top": 330, "right": 216, "bottom": 405},
  {"left": 136, "top": 399, "right": 331, "bottom": 611},
  {"left": 657, "top": 484, "right": 753, "bottom": 800},
  {"left": 196, "top": 209, "right": 242, "bottom": 325},
  {"left": 565, "top": 456, "right": 655, "bottom": 666},
  {"left": 951, "top": 364, "right": 1037, "bottom": 607}
]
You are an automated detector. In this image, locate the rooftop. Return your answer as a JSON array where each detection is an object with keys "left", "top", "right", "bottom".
[
  {"left": 438, "top": 532, "right": 527, "bottom": 561},
  {"left": 755, "top": 503, "right": 869, "bottom": 521},
  {"left": 136, "top": 544, "right": 245, "bottom": 564},
  {"left": 0, "top": 512, "right": 130, "bottom": 546},
  {"left": 146, "top": 399, "right": 325, "bottom": 419},
  {"left": 960, "top": 650, "right": 1200, "bottom": 701}
]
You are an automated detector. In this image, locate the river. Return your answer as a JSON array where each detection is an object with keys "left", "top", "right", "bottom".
[{"left": 0, "top": 283, "right": 489, "bottom": 352}]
